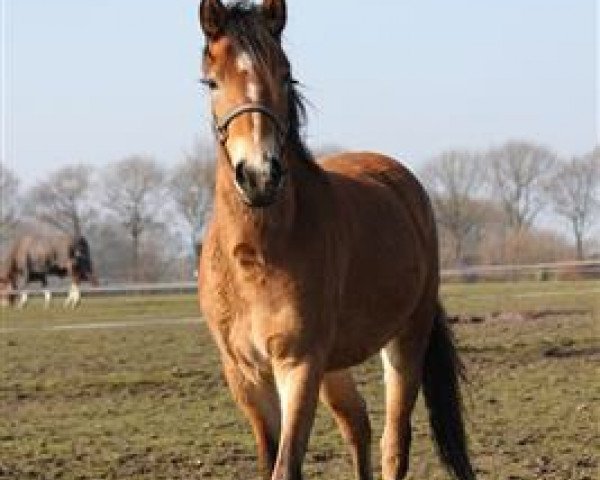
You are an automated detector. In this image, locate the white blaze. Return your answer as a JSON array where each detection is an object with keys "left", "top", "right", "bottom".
[
  {"left": 229, "top": 52, "right": 276, "bottom": 170},
  {"left": 236, "top": 52, "right": 253, "bottom": 73}
]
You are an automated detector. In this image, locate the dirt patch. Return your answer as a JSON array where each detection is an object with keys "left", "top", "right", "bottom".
[
  {"left": 543, "top": 345, "right": 600, "bottom": 359},
  {"left": 448, "top": 308, "right": 591, "bottom": 324}
]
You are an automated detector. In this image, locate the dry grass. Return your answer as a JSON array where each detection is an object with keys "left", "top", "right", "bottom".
[{"left": 1, "top": 282, "right": 598, "bottom": 479}]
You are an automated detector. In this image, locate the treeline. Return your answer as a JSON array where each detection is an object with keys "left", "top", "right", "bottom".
[
  {"left": 421, "top": 141, "right": 599, "bottom": 267},
  {"left": 1, "top": 140, "right": 599, "bottom": 282},
  {"left": 0, "top": 141, "right": 215, "bottom": 282}
]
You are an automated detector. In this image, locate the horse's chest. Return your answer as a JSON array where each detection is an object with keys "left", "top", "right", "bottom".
[
  {"left": 227, "top": 312, "right": 272, "bottom": 380},
  {"left": 207, "top": 281, "right": 309, "bottom": 380},
  {"left": 200, "top": 237, "right": 327, "bottom": 380},
  {"left": 212, "top": 301, "right": 292, "bottom": 384}
]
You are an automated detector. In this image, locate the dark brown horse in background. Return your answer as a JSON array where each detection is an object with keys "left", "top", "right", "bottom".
[
  {"left": 0, "top": 233, "right": 97, "bottom": 308},
  {"left": 197, "top": 1, "right": 476, "bottom": 479}
]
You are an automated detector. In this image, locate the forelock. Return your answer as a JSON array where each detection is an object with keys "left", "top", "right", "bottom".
[{"left": 225, "top": 2, "right": 283, "bottom": 80}]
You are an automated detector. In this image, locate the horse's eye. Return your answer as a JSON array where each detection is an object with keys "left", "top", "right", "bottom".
[{"left": 199, "top": 78, "right": 218, "bottom": 90}]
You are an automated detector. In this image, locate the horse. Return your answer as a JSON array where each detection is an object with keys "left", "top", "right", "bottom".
[
  {"left": 0, "top": 233, "right": 98, "bottom": 309},
  {"left": 196, "top": 1, "right": 476, "bottom": 479}
]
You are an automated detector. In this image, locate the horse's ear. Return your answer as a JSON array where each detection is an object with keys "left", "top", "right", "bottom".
[
  {"left": 262, "top": 0, "right": 287, "bottom": 38},
  {"left": 199, "top": 0, "right": 228, "bottom": 40}
]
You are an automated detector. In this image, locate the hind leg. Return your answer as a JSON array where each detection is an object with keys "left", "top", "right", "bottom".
[
  {"left": 43, "top": 290, "right": 52, "bottom": 309},
  {"left": 222, "top": 359, "right": 281, "bottom": 479},
  {"left": 320, "top": 369, "right": 372, "bottom": 480},
  {"left": 41, "top": 278, "right": 51, "bottom": 309},
  {"left": 16, "top": 291, "right": 28, "bottom": 309},
  {"left": 380, "top": 334, "right": 429, "bottom": 480}
]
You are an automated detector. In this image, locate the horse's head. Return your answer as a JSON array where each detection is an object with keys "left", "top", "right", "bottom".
[
  {"left": 199, "top": 0, "right": 301, "bottom": 208},
  {"left": 69, "top": 236, "right": 98, "bottom": 286}
]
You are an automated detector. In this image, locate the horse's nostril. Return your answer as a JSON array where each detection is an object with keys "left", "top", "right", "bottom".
[
  {"left": 269, "top": 158, "right": 283, "bottom": 184},
  {"left": 235, "top": 162, "right": 246, "bottom": 186}
]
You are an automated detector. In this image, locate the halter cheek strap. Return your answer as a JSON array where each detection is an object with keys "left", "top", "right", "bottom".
[{"left": 212, "top": 102, "right": 288, "bottom": 145}]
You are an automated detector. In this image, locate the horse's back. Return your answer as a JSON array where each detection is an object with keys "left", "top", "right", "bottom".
[
  {"left": 319, "top": 151, "right": 436, "bottom": 254},
  {"left": 10, "top": 233, "right": 70, "bottom": 272}
]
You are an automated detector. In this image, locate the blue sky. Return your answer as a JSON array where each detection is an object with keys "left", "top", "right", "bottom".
[{"left": 2, "top": 0, "right": 596, "bottom": 184}]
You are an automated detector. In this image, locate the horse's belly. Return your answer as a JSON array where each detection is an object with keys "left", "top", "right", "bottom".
[
  {"left": 326, "top": 310, "right": 418, "bottom": 371},
  {"left": 326, "top": 255, "right": 429, "bottom": 370}
]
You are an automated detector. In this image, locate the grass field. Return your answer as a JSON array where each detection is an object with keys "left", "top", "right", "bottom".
[{"left": 1, "top": 281, "right": 599, "bottom": 479}]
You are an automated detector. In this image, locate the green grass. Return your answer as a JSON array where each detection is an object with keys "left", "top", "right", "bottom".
[
  {"left": 1, "top": 282, "right": 598, "bottom": 479},
  {"left": 441, "top": 280, "right": 600, "bottom": 318},
  {"left": 0, "top": 294, "right": 199, "bottom": 325}
]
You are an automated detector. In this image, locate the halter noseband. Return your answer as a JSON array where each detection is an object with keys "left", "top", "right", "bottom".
[{"left": 212, "top": 102, "right": 288, "bottom": 145}]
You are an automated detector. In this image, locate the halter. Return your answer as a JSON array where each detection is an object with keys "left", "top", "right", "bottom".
[{"left": 212, "top": 102, "right": 288, "bottom": 145}]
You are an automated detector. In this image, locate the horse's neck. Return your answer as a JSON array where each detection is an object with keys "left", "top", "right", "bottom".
[{"left": 213, "top": 148, "right": 309, "bottom": 258}]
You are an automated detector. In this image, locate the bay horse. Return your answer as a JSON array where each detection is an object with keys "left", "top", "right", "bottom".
[
  {"left": 197, "top": 1, "right": 476, "bottom": 479},
  {"left": 0, "top": 233, "right": 98, "bottom": 309}
]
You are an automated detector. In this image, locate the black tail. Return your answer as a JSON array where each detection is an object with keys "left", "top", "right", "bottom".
[{"left": 422, "top": 303, "right": 476, "bottom": 480}]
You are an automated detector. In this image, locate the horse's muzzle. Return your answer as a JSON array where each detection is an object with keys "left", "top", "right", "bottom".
[{"left": 234, "top": 157, "right": 285, "bottom": 208}]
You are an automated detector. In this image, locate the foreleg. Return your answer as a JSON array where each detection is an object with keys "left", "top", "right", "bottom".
[
  {"left": 64, "top": 283, "right": 81, "bottom": 308},
  {"left": 271, "top": 359, "right": 323, "bottom": 480},
  {"left": 222, "top": 360, "right": 281, "bottom": 479}
]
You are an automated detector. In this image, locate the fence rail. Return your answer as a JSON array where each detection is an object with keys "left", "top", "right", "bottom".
[
  {"left": 3, "top": 282, "right": 198, "bottom": 298},
  {"left": 3, "top": 260, "right": 600, "bottom": 298},
  {"left": 441, "top": 259, "right": 600, "bottom": 281}
]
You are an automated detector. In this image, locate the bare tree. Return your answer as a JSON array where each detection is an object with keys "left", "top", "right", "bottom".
[
  {"left": 547, "top": 150, "right": 600, "bottom": 259},
  {"left": 421, "top": 150, "right": 484, "bottom": 265},
  {"left": 169, "top": 142, "right": 215, "bottom": 250},
  {"left": 25, "top": 164, "right": 95, "bottom": 236},
  {"left": 0, "top": 162, "right": 20, "bottom": 243},
  {"left": 485, "top": 141, "right": 557, "bottom": 230},
  {"left": 101, "top": 156, "right": 165, "bottom": 281},
  {"left": 87, "top": 219, "right": 185, "bottom": 282}
]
